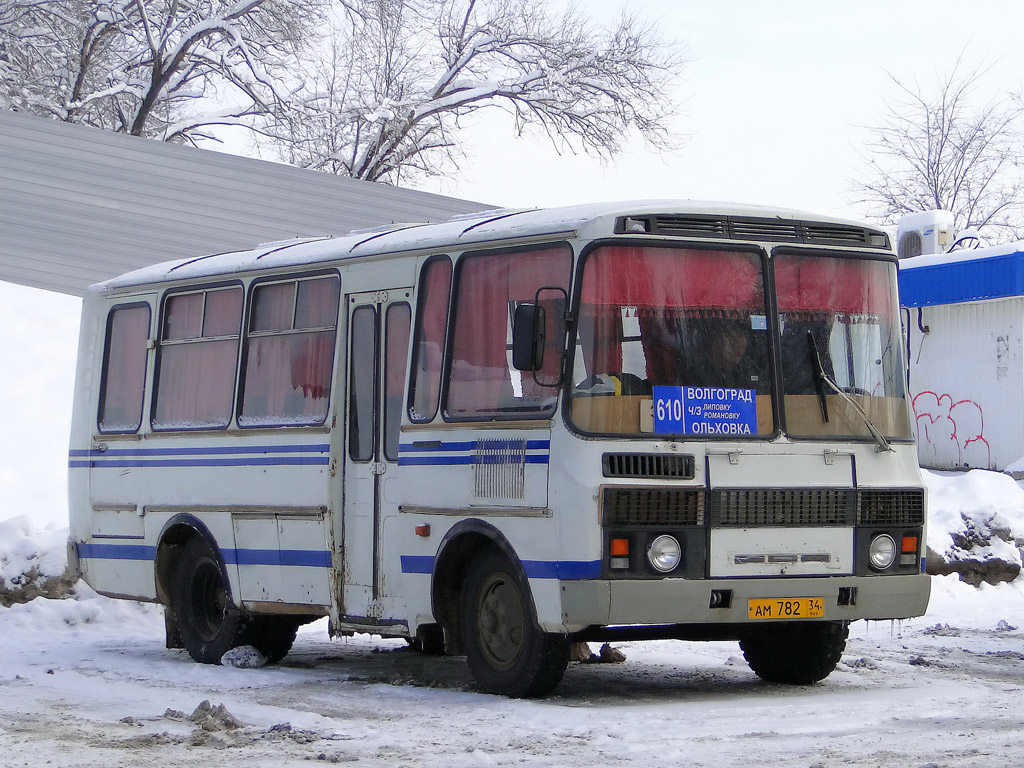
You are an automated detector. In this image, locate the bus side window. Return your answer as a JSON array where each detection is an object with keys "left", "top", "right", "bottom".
[
  {"left": 408, "top": 256, "right": 451, "bottom": 423},
  {"left": 445, "top": 245, "right": 570, "bottom": 419},
  {"left": 97, "top": 303, "right": 151, "bottom": 433},
  {"left": 239, "top": 274, "right": 340, "bottom": 427},
  {"left": 152, "top": 286, "right": 242, "bottom": 430}
]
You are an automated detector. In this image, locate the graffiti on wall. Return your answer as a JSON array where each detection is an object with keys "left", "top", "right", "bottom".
[{"left": 912, "top": 391, "right": 991, "bottom": 468}]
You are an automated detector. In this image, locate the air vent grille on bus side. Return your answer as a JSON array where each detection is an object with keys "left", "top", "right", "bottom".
[
  {"left": 602, "top": 487, "right": 705, "bottom": 526},
  {"left": 615, "top": 215, "right": 890, "bottom": 250},
  {"left": 858, "top": 489, "right": 926, "bottom": 526},
  {"left": 602, "top": 453, "right": 695, "bottom": 479},
  {"left": 709, "top": 489, "right": 857, "bottom": 527}
]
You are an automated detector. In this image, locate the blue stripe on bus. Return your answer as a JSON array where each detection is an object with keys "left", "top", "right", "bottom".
[
  {"left": 400, "top": 555, "right": 600, "bottom": 580},
  {"left": 398, "top": 440, "right": 550, "bottom": 453},
  {"left": 77, "top": 543, "right": 157, "bottom": 561},
  {"left": 69, "top": 456, "right": 330, "bottom": 469},
  {"left": 397, "top": 454, "right": 549, "bottom": 466},
  {"left": 223, "top": 549, "right": 332, "bottom": 568},
  {"left": 77, "top": 542, "right": 331, "bottom": 567},
  {"left": 69, "top": 444, "right": 331, "bottom": 468},
  {"left": 69, "top": 444, "right": 330, "bottom": 458}
]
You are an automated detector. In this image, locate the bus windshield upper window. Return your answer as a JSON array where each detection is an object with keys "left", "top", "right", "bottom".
[
  {"left": 445, "top": 245, "right": 571, "bottom": 420},
  {"left": 774, "top": 252, "right": 912, "bottom": 440},
  {"left": 152, "top": 286, "right": 242, "bottom": 430},
  {"left": 570, "top": 245, "right": 772, "bottom": 436},
  {"left": 239, "top": 274, "right": 340, "bottom": 427},
  {"left": 98, "top": 304, "right": 151, "bottom": 434}
]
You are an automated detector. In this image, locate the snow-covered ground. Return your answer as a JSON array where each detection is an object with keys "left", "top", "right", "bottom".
[{"left": 1, "top": 469, "right": 1022, "bottom": 767}]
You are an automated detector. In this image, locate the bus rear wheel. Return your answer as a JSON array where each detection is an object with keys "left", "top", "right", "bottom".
[
  {"left": 739, "top": 620, "right": 849, "bottom": 684},
  {"left": 172, "top": 536, "right": 251, "bottom": 664},
  {"left": 460, "top": 550, "right": 568, "bottom": 698}
]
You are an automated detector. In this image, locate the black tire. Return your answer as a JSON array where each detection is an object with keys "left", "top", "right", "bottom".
[
  {"left": 740, "top": 620, "right": 849, "bottom": 685},
  {"left": 171, "top": 536, "right": 251, "bottom": 664},
  {"left": 460, "top": 550, "right": 569, "bottom": 698},
  {"left": 251, "top": 616, "right": 301, "bottom": 664}
]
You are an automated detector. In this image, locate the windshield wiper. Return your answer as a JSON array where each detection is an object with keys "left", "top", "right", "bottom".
[{"left": 806, "top": 330, "right": 893, "bottom": 453}]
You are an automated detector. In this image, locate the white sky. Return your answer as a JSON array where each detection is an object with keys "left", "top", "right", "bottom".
[{"left": 3, "top": 0, "right": 1024, "bottom": 527}]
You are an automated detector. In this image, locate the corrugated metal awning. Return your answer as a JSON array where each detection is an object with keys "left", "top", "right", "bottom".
[{"left": 0, "top": 110, "right": 492, "bottom": 297}]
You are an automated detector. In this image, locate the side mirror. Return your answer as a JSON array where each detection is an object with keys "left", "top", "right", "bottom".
[{"left": 512, "top": 303, "right": 545, "bottom": 371}]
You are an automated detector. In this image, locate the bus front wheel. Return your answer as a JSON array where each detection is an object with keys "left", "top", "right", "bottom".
[
  {"left": 171, "top": 536, "right": 251, "bottom": 664},
  {"left": 460, "top": 550, "right": 568, "bottom": 698},
  {"left": 739, "top": 620, "right": 849, "bottom": 684}
]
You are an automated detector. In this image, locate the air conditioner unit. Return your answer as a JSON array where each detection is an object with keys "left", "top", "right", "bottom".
[{"left": 896, "top": 210, "right": 955, "bottom": 258}]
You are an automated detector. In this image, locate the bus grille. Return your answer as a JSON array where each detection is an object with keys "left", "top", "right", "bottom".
[
  {"left": 602, "top": 487, "right": 704, "bottom": 526},
  {"left": 858, "top": 489, "right": 926, "bottom": 525},
  {"left": 710, "top": 489, "right": 856, "bottom": 526},
  {"left": 602, "top": 453, "right": 695, "bottom": 479}
]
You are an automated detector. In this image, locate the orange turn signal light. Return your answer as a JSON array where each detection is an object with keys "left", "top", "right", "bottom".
[
  {"left": 901, "top": 535, "right": 918, "bottom": 554},
  {"left": 610, "top": 538, "right": 629, "bottom": 556},
  {"left": 415, "top": 524, "right": 431, "bottom": 538}
]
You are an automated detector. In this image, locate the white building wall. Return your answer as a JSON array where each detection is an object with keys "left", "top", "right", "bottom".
[{"left": 907, "top": 297, "right": 1024, "bottom": 470}]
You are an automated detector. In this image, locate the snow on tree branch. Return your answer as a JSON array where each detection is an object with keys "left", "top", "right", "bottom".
[
  {"left": 1, "top": 0, "right": 330, "bottom": 141},
  {"left": 261, "top": 0, "right": 685, "bottom": 183}
]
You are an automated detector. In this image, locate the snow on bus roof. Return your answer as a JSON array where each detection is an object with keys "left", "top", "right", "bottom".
[{"left": 95, "top": 200, "right": 873, "bottom": 293}]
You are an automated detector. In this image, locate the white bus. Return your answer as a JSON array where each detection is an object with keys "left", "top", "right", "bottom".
[{"left": 68, "top": 201, "right": 929, "bottom": 697}]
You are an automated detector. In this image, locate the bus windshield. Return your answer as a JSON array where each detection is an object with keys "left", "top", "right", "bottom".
[
  {"left": 569, "top": 245, "right": 773, "bottom": 436},
  {"left": 568, "top": 244, "right": 912, "bottom": 440},
  {"left": 775, "top": 251, "right": 911, "bottom": 440}
]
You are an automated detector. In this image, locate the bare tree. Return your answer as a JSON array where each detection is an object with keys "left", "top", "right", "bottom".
[
  {"left": 0, "top": 0, "right": 329, "bottom": 142},
  {"left": 854, "top": 54, "right": 1024, "bottom": 242},
  {"left": 263, "top": 0, "right": 684, "bottom": 183}
]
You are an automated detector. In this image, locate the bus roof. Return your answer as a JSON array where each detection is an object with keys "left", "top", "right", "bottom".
[{"left": 94, "top": 200, "right": 884, "bottom": 294}]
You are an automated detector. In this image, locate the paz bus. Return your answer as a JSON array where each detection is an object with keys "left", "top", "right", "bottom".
[{"left": 68, "top": 201, "right": 929, "bottom": 697}]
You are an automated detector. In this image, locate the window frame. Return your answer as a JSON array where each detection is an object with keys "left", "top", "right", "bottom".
[
  {"left": 441, "top": 241, "right": 573, "bottom": 423},
  {"left": 237, "top": 270, "right": 342, "bottom": 429},
  {"left": 150, "top": 281, "right": 244, "bottom": 433},
  {"left": 563, "top": 238, "right": 778, "bottom": 440},
  {"left": 96, "top": 301, "right": 152, "bottom": 435}
]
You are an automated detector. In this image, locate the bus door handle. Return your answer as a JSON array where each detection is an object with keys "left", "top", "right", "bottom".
[{"left": 370, "top": 462, "right": 387, "bottom": 476}]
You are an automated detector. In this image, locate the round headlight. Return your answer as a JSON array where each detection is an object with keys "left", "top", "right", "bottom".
[
  {"left": 868, "top": 534, "right": 897, "bottom": 570},
  {"left": 647, "top": 535, "right": 682, "bottom": 573}
]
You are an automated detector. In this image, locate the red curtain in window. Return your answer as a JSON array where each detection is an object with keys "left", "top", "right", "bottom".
[
  {"left": 409, "top": 257, "right": 451, "bottom": 421},
  {"left": 154, "top": 340, "right": 237, "bottom": 428},
  {"left": 577, "top": 305, "right": 623, "bottom": 377},
  {"left": 581, "top": 246, "right": 763, "bottom": 310},
  {"left": 774, "top": 255, "right": 895, "bottom": 319},
  {"left": 99, "top": 305, "right": 150, "bottom": 432},
  {"left": 203, "top": 288, "right": 242, "bottom": 336},
  {"left": 448, "top": 247, "right": 569, "bottom": 416}
]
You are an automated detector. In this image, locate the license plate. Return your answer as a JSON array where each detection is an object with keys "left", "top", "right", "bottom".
[{"left": 747, "top": 597, "right": 825, "bottom": 620}]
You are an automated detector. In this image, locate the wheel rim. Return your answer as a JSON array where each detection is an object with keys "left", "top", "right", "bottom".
[
  {"left": 475, "top": 571, "right": 526, "bottom": 671},
  {"left": 189, "top": 556, "right": 228, "bottom": 642}
]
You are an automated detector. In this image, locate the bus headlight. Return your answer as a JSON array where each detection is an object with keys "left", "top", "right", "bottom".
[
  {"left": 868, "top": 534, "right": 897, "bottom": 570},
  {"left": 647, "top": 535, "right": 681, "bottom": 573}
]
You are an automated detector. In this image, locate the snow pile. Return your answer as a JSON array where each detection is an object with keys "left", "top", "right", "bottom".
[
  {"left": 0, "top": 514, "right": 76, "bottom": 606},
  {"left": 922, "top": 469, "right": 1024, "bottom": 584}
]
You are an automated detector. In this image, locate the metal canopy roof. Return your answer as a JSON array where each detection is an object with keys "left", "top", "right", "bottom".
[{"left": 0, "top": 110, "right": 492, "bottom": 297}]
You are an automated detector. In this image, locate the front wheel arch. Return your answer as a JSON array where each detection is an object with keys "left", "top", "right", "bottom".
[{"left": 430, "top": 520, "right": 534, "bottom": 656}]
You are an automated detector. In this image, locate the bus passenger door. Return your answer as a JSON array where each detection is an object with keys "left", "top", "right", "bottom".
[{"left": 341, "top": 290, "right": 411, "bottom": 620}]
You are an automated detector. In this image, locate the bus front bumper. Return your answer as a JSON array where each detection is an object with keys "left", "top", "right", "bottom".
[{"left": 555, "top": 573, "right": 931, "bottom": 633}]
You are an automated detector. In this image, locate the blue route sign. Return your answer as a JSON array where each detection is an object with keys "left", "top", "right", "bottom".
[{"left": 653, "top": 386, "right": 758, "bottom": 435}]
